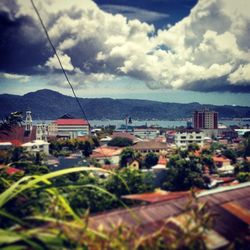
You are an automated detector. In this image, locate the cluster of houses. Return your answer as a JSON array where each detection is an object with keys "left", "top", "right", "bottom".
[
  {"left": 0, "top": 109, "right": 249, "bottom": 176},
  {"left": 0, "top": 110, "right": 49, "bottom": 155}
]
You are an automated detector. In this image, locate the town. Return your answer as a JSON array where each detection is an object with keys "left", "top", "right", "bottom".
[
  {"left": 0, "top": 107, "right": 250, "bottom": 248},
  {"left": 1, "top": 108, "right": 250, "bottom": 183},
  {"left": 1, "top": 0, "right": 250, "bottom": 248}
]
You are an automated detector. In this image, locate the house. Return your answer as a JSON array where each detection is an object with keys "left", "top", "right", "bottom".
[
  {"left": 0, "top": 142, "right": 13, "bottom": 150},
  {"left": 0, "top": 165, "right": 24, "bottom": 176},
  {"left": 90, "top": 146, "right": 123, "bottom": 165},
  {"left": 212, "top": 155, "right": 234, "bottom": 174},
  {"left": 99, "top": 136, "right": 112, "bottom": 145},
  {"left": 22, "top": 140, "right": 50, "bottom": 155},
  {"left": 111, "top": 131, "right": 141, "bottom": 144},
  {"left": 174, "top": 129, "right": 204, "bottom": 149},
  {"left": 0, "top": 110, "right": 47, "bottom": 146},
  {"left": 48, "top": 117, "right": 90, "bottom": 138},
  {"left": 127, "top": 159, "right": 140, "bottom": 169},
  {"left": 132, "top": 128, "right": 159, "bottom": 140},
  {"left": 152, "top": 155, "right": 168, "bottom": 170},
  {"left": 132, "top": 140, "right": 171, "bottom": 156}
]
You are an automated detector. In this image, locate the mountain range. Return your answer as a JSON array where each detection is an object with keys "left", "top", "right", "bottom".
[{"left": 1, "top": 89, "right": 250, "bottom": 120}]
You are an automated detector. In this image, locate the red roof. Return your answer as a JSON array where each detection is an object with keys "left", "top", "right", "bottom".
[
  {"left": 54, "top": 119, "right": 89, "bottom": 126},
  {"left": 0, "top": 126, "right": 36, "bottom": 146},
  {"left": 5, "top": 167, "right": 23, "bottom": 175},
  {"left": 212, "top": 156, "right": 231, "bottom": 163},
  {"left": 91, "top": 146, "right": 123, "bottom": 158},
  {"left": 158, "top": 155, "right": 167, "bottom": 165},
  {"left": 0, "top": 165, "right": 24, "bottom": 175}
]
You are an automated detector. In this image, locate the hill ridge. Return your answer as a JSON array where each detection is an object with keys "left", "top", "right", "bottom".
[{"left": 1, "top": 89, "right": 250, "bottom": 120}]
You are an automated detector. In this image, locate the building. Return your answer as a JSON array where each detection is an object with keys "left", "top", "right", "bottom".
[
  {"left": 132, "top": 128, "right": 160, "bottom": 140},
  {"left": 48, "top": 118, "right": 90, "bottom": 138},
  {"left": 89, "top": 183, "right": 250, "bottom": 249},
  {"left": 90, "top": 146, "right": 123, "bottom": 165},
  {"left": 193, "top": 109, "right": 218, "bottom": 129},
  {"left": 174, "top": 129, "right": 204, "bottom": 149},
  {"left": 212, "top": 155, "right": 234, "bottom": 174},
  {"left": 36, "top": 122, "right": 48, "bottom": 141},
  {"left": 0, "top": 110, "right": 47, "bottom": 146},
  {"left": 132, "top": 140, "right": 171, "bottom": 156},
  {"left": 22, "top": 140, "right": 50, "bottom": 155},
  {"left": 111, "top": 131, "right": 142, "bottom": 144}
]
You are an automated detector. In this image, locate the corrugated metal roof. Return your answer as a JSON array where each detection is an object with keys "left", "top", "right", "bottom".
[
  {"left": 122, "top": 191, "right": 189, "bottom": 203},
  {"left": 221, "top": 202, "right": 250, "bottom": 225},
  {"left": 89, "top": 183, "right": 250, "bottom": 245}
]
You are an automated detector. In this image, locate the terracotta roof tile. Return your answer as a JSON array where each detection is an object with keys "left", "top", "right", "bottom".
[
  {"left": 91, "top": 146, "right": 123, "bottom": 158},
  {"left": 212, "top": 156, "right": 231, "bottom": 163},
  {"left": 0, "top": 126, "right": 36, "bottom": 146}
]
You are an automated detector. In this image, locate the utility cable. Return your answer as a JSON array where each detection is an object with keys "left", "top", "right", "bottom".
[
  {"left": 30, "top": 0, "right": 112, "bottom": 160},
  {"left": 30, "top": 0, "right": 89, "bottom": 124}
]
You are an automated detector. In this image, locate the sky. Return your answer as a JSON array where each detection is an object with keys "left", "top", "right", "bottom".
[{"left": 0, "top": 0, "right": 250, "bottom": 106}]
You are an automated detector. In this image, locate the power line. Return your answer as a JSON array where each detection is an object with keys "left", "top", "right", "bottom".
[
  {"left": 30, "top": 0, "right": 89, "bottom": 125},
  {"left": 30, "top": 0, "right": 111, "bottom": 160}
]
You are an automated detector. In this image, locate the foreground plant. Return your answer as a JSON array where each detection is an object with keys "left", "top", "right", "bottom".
[{"left": 0, "top": 166, "right": 238, "bottom": 250}]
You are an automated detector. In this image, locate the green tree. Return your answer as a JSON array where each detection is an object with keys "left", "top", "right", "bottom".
[
  {"left": 237, "top": 172, "right": 250, "bottom": 183},
  {"left": 144, "top": 152, "right": 159, "bottom": 169},
  {"left": 201, "top": 155, "right": 217, "bottom": 174},
  {"left": 0, "top": 111, "right": 23, "bottom": 135},
  {"left": 35, "top": 152, "right": 42, "bottom": 165},
  {"left": 187, "top": 143, "right": 200, "bottom": 152},
  {"left": 82, "top": 141, "right": 92, "bottom": 157},
  {"left": 11, "top": 147, "right": 26, "bottom": 162},
  {"left": 210, "top": 142, "right": 225, "bottom": 152},
  {"left": 108, "top": 137, "right": 133, "bottom": 147},
  {"left": 163, "top": 154, "right": 206, "bottom": 191},
  {"left": 243, "top": 138, "right": 250, "bottom": 157},
  {"left": 222, "top": 149, "right": 237, "bottom": 164},
  {"left": 119, "top": 148, "right": 135, "bottom": 168},
  {"left": 106, "top": 168, "right": 154, "bottom": 197},
  {"left": 0, "top": 150, "right": 11, "bottom": 164}
]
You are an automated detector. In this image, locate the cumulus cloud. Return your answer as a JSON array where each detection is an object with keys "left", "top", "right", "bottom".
[
  {"left": 45, "top": 51, "right": 74, "bottom": 71},
  {"left": 0, "top": 0, "right": 250, "bottom": 92},
  {"left": 100, "top": 5, "right": 169, "bottom": 23}
]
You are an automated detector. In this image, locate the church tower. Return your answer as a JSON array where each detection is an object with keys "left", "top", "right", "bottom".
[{"left": 25, "top": 109, "right": 33, "bottom": 132}]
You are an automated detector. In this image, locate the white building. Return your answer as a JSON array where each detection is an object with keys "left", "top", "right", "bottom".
[
  {"left": 22, "top": 140, "right": 50, "bottom": 155},
  {"left": 175, "top": 129, "right": 204, "bottom": 149},
  {"left": 235, "top": 128, "right": 250, "bottom": 136},
  {"left": 90, "top": 146, "right": 123, "bottom": 165},
  {"left": 48, "top": 119, "right": 90, "bottom": 138},
  {"left": 133, "top": 128, "right": 160, "bottom": 140},
  {"left": 36, "top": 122, "right": 48, "bottom": 141}
]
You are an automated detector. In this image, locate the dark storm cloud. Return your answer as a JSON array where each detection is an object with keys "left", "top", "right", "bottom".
[
  {"left": 0, "top": 0, "right": 250, "bottom": 94},
  {"left": 184, "top": 77, "right": 250, "bottom": 93},
  {"left": 0, "top": 1, "right": 51, "bottom": 74}
]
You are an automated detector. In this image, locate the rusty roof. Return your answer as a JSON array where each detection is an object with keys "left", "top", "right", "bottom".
[
  {"left": 89, "top": 183, "right": 250, "bottom": 246},
  {"left": 122, "top": 191, "right": 189, "bottom": 203},
  {"left": 132, "top": 140, "right": 169, "bottom": 150}
]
